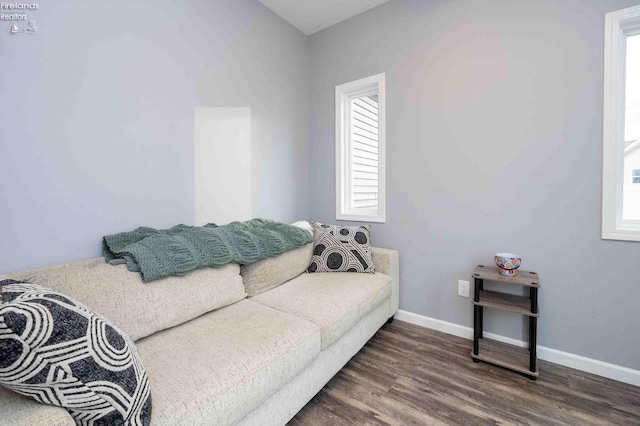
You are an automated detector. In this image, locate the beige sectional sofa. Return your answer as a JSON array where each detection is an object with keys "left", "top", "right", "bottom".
[{"left": 0, "top": 229, "right": 399, "bottom": 425}]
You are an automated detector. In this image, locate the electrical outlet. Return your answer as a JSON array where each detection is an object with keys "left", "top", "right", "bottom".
[{"left": 458, "top": 280, "right": 470, "bottom": 297}]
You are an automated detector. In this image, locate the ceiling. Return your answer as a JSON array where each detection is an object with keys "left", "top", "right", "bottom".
[{"left": 258, "top": 0, "right": 390, "bottom": 36}]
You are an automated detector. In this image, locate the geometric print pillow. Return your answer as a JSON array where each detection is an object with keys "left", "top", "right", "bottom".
[
  {"left": 307, "top": 221, "right": 375, "bottom": 273},
  {"left": 0, "top": 279, "right": 152, "bottom": 426}
]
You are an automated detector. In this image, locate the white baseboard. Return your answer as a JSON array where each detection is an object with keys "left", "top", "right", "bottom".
[{"left": 395, "top": 309, "right": 640, "bottom": 387}]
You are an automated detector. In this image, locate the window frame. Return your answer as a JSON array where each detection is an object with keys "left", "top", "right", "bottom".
[
  {"left": 602, "top": 5, "right": 640, "bottom": 241},
  {"left": 335, "top": 73, "right": 386, "bottom": 223}
]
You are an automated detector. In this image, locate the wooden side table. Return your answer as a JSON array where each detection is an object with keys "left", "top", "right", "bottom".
[{"left": 471, "top": 265, "right": 540, "bottom": 379}]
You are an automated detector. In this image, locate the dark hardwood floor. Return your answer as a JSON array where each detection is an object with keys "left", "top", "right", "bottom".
[{"left": 289, "top": 320, "right": 640, "bottom": 426}]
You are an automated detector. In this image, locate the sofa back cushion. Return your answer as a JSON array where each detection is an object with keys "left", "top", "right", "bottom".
[
  {"left": 7, "top": 259, "right": 246, "bottom": 341},
  {"left": 241, "top": 243, "right": 312, "bottom": 297}
]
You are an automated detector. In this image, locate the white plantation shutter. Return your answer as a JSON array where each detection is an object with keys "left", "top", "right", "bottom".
[
  {"left": 351, "top": 95, "right": 379, "bottom": 210},
  {"left": 336, "top": 73, "right": 385, "bottom": 223}
]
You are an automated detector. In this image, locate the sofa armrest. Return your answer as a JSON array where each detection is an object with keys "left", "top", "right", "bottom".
[
  {"left": 0, "top": 387, "right": 74, "bottom": 426},
  {"left": 371, "top": 247, "right": 399, "bottom": 317}
]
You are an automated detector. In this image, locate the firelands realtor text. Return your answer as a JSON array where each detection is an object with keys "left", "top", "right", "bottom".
[{"left": 1, "top": 3, "right": 38, "bottom": 20}]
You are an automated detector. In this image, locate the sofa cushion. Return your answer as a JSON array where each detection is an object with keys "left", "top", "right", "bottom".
[
  {"left": 135, "top": 299, "right": 320, "bottom": 426},
  {"left": 0, "top": 280, "right": 152, "bottom": 426},
  {"left": 307, "top": 222, "right": 375, "bottom": 273},
  {"left": 241, "top": 243, "right": 312, "bottom": 297},
  {"left": 239, "top": 220, "right": 314, "bottom": 297},
  {"left": 8, "top": 259, "right": 246, "bottom": 342},
  {"left": 0, "top": 386, "right": 74, "bottom": 426},
  {"left": 251, "top": 272, "right": 391, "bottom": 349}
]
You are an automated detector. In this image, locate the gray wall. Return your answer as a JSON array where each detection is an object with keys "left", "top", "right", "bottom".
[
  {"left": 0, "top": 0, "right": 309, "bottom": 271},
  {"left": 2, "top": 0, "right": 638, "bottom": 371},
  {"left": 309, "top": 0, "right": 640, "bottom": 370}
]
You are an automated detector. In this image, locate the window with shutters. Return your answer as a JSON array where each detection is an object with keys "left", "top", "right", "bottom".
[{"left": 335, "top": 73, "right": 386, "bottom": 223}]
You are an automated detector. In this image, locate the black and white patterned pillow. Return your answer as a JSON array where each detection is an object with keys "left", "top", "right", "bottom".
[
  {"left": 307, "top": 222, "right": 375, "bottom": 273},
  {"left": 0, "top": 280, "right": 152, "bottom": 426}
]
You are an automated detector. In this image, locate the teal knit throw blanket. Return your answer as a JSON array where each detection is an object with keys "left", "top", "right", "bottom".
[{"left": 103, "top": 219, "right": 312, "bottom": 282}]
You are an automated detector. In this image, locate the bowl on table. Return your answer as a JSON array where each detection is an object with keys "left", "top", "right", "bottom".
[{"left": 494, "top": 253, "right": 521, "bottom": 276}]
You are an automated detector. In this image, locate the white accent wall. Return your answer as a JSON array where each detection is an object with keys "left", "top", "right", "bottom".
[{"left": 194, "top": 107, "right": 252, "bottom": 226}]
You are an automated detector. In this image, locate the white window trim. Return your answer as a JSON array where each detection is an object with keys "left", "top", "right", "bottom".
[
  {"left": 602, "top": 5, "right": 640, "bottom": 241},
  {"left": 335, "top": 73, "right": 386, "bottom": 223}
]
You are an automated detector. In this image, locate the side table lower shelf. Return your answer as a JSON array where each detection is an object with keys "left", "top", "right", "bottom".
[{"left": 471, "top": 338, "right": 539, "bottom": 378}]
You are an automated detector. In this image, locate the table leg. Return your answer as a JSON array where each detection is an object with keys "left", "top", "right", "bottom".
[
  {"left": 529, "top": 287, "right": 538, "bottom": 372},
  {"left": 473, "top": 305, "right": 480, "bottom": 356},
  {"left": 473, "top": 278, "right": 482, "bottom": 356}
]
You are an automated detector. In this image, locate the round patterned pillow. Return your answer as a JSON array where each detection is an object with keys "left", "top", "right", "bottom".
[
  {"left": 307, "top": 221, "right": 375, "bottom": 273},
  {"left": 0, "top": 279, "right": 152, "bottom": 426}
]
